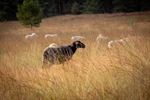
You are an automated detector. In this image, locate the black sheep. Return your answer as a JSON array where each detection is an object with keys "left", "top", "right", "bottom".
[{"left": 42, "top": 41, "right": 85, "bottom": 67}]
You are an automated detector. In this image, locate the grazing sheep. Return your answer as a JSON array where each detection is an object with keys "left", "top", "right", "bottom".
[
  {"left": 108, "top": 40, "right": 114, "bottom": 48},
  {"left": 42, "top": 41, "right": 85, "bottom": 67},
  {"left": 117, "top": 39, "right": 126, "bottom": 44},
  {"left": 107, "top": 39, "right": 126, "bottom": 48},
  {"left": 25, "top": 33, "right": 37, "bottom": 39},
  {"left": 96, "top": 34, "right": 108, "bottom": 42},
  {"left": 44, "top": 34, "right": 58, "bottom": 38},
  {"left": 71, "top": 36, "right": 85, "bottom": 41}
]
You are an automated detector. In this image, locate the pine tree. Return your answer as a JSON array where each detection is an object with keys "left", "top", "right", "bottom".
[
  {"left": 17, "top": 0, "right": 42, "bottom": 29},
  {"left": 112, "top": 0, "right": 127, "bottom": 12},
  {"left": 82, "top": 0, "right": 100, "bottom": 14},
  {"left": 71, "top": 2, "right": 80, "bottom": 14}
]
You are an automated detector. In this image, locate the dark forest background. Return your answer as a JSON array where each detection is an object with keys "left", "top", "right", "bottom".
[{"left": 0, "top": 0, "right": 150, "bottom": 21}]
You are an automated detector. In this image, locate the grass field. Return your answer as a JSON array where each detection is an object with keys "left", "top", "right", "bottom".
[{"left": 0, "top": 12, "right": 150, "bottom": 100}]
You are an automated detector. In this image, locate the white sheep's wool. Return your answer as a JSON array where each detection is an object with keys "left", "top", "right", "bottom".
[
  {"left": 44, "top": 34, "right": 58, "bottom": 38},
  {"left": 25, "top": 33, "right": 37, "bottom": 39},
  {"left": 96, "top": 34, "right": 108, "bottom": 41},
  {"left": 71, "top": 36, "right": 85, "bottom": 41}
]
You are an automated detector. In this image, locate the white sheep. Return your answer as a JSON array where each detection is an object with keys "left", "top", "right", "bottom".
[
  {"left": 25, "top": 33, "right": 37, "bottom": 39},
  {"left": 117, "top": 39, "right": 126, "bottom": 45},
  {"left": 96, "top": 34, "right": 108, "bottom": 42},
  {"left": 108, "top": 40, "right": 114, "bottom": 48},
  {"left": 71, "top": 36, "right": 85, "bottom": 41},
  {"left": 107, "top": 38, "right": 126, "bottom": 48},
  {"left": 44, "top": 34, "right": 58, "bottom": 38}
]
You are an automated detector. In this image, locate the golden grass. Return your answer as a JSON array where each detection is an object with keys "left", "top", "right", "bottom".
[{"left": 0, "top": 12, "right": 150, "bottom": 100}]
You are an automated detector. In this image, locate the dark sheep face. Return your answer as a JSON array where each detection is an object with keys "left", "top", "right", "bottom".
[{"left": 73, "top": 41, "right": 85, "bottom": 48}]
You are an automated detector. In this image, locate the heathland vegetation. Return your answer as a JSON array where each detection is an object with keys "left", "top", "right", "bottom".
[{"left": 0, "top": 11, "right": 150, "bottom": 99}]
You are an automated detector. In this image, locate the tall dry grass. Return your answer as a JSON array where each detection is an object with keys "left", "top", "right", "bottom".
[{"left": 0, "top": 12, "right": 150, "bottom": 100}]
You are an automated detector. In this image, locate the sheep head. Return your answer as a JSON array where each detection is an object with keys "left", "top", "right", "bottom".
[{"left": 73, "top": 41, "right": 85, "bottom": 49}]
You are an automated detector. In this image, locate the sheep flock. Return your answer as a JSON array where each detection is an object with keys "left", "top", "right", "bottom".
[{"left": 24, "top": 32, "right": 134, "bottom": 67}]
